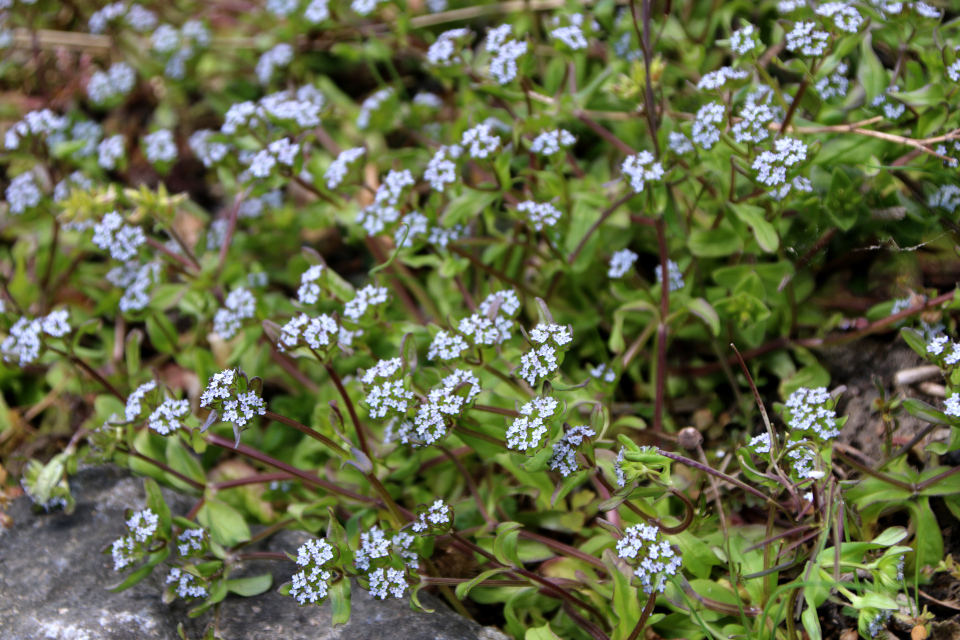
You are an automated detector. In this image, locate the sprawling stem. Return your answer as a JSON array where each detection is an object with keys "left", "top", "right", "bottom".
[
  {"left": 323, "top": 362, "right": 371, "bottom": 458},
  {"left": 263, "top": 410, "right": 350, "bottom": 459}
]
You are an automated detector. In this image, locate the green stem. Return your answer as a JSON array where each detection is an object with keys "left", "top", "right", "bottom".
[{"left": 263, "top": 410, "right": 351, "bottom": 459}]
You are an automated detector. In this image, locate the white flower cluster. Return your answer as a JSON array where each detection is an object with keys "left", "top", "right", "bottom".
[
  {"left": 458, "top": 313, "right": 513, "bottom": 347},
  {"left": 752, "top": 138, "right": 807, "bottom": 186},
  {"left": 530, "top": 129, "right": 575, "bottom": 156},
  {"left": 125, "top": 380, "right": 158, "bottom": 422},
  {"left": 621, "top": 152, "right": 665, "bottom": 193},
  {"left": 222, "top": 87, "right": 323, "bottom": 138},
  {"left": 110, "top": 508, "right": 159, "bottom": 571},
  {"left": 785, "top": 387, "right": 839, "bottom": 439},
  {"left": 551, "top": 23, "right": 588, "bottom": 51},
  {"left": 427, "top": 330, "right": 469, "bottom": 361},
  {"left": 4, "top": 109, "right": 67, "bottom": 150},
  {"left": 368, "top": 567, "right": 407, "bottom": 600},
  {"left": 166, "top": 568, "right": 208, "bottom": 600},
  {"left": 357, "top": 88, "right": 394, "bottom": 130},
  {"left": 607, "top": 249, "right": 639, "bottom": 278},
  {"left": 461, "top": 124, "right": 501, "bottom": 159},
  {"left": 177, "top": 529, "right": 206, "bottom": 556},
  {"left": 815, "top": 3, "right": 862, "bottom": 33},
  {"left": 87, "top": 62, "right": 137, "bottom": 105},
  {"left": 871, "top": 87, "right": 905, "bottom": 120},
  {"left": 518, "top": 323, "right": 572, "bottom": 386},
  {"left": 506, "top": 396, "right": 559, "bottom": 451},
  {"left": 53, "top": 171, "right": 93, "bottom": 202},
  {"left": 615, "top": 524, "right": 682, "bottom": 594},
  {"left": 730, "top": 24, "right": 760, "bottom": 56},
  {"left": 6, "top": 172, "right": 42, "bottom": 214},
  {"left": 549, "top": 425, "right": 595, "bottom": 476},
  {"left": 356, "top": 170, "right": 415, "bottom": 236},
  {"left": 427, "top": 28, "right": 472, "bottom": 67},
  {"left": 930, "top": 185, "right": 960, "bottom": 213},
  {"left": 731, "top": 88, "right": 781, "bottom": 145},
  {"left": 1, "top": 310, "right": 71, "bottom": 366},
  {"left": 486, "top": 24, "right": 528, "bottom": 84},
  {"left": 362, "top": 358, "right": 414, "bottom": 419},
  {"left": 256, "top": 43, "right": 294, "bottom": 85},
  {"left": 655, "top": 260, "right": 684, "bottom": 292},
  {"left": 425, "top": 145, "right": 462, "bottom": 192},
  {"left": 278, "top": 313, "right": 339, "bottom": 353},
  {"left": 668, "top": 132, "right": 693, "bottom": 155},
  {"left": 588, "top": 363, "right": 617, "bottom": 383},
  {"left": 150, "top": 20, "right": 210, "bottom": 80},
  {"left": 93, "top": 211, "right": 145, "bottom": 261},
  {"left": 815, "top": 62, "right": 850, "bottom": 100},
  {"left": 786, "top": 442, "right": 817, "bottom": 479},
  {"left": 290, "top": 538, "right": 336, "bottom": 605},
  {"left": 749, "top": 432, "right": 772, "bottom": 453},
  {"left": 89, "top": 3, "right": 157, "bottom": 34},
  {"left": 325, "top": 147, "right": 366, "bottom": 189},
  {"left": 785, "top": 22, "right": 829, "bottom": 56},
  {"left": 615, "top": 447, "right": 627, "bottom": 487},
  {"left": 692, "top": 102, "right": 725, "bottom": 149},
  {"left": 298, "top": 265, "right": 325, "bottom": 305},
  {"left": 148, "top": 398, "right": 190, "bottom": 435},
  {"left": 354, "top": 526, "right": 391, "bottom": 571},
  {"left": 344, "top": 284, "right": 389, "bottom": 321},
  {"left": 517, "top": 201, "right": 561, "bottom": 232},
  {"left": 143, "top": 129, "right": 177, "bottom": 164},
  {"left": 199, "top": 368, "right": 266, "bottom": 429},
  {"left": 480, "top": 289, "right": 521, "bottom": 317},
  {"left": 352, "top": 0, "right": 385, "bottom": 15},
  {"left": 945, "top": 393, "right": 960, "bottom": 418},
  {"left": 213, "top": 287, "right": 257, "bottom": 339},
  {"left": 98, "top": 134, "right": 126, "bottom": 169},
  {"left": 394, "top": 370, "right": 481, "bottom": 447},
  {"left": 770, "top": 175, "right": 813, "bottom": 201},
  {"left": 697, "top": 66, "right": 749, "bottom": 91},
  {"left": 107, "top": 261, "right": 161, "bottom": 312},
  {"left": 411, "top": 500, "right": 452, "bottom": 534},
  {"left": 244, "top": 138, "right": 300, "bottom": 179}
]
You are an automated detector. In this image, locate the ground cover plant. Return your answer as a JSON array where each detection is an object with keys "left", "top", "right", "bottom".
[{"left": 5, "top": 0, "right": 960, "bottom": 639}]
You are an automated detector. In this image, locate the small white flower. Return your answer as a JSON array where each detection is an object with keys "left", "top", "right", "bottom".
[
  {"left": 551, "top": 25, "right": 588, "bottom": 50},
  {"left": 668, "top": 131, "right": 693, "bottom": 154},
  {"left": 914, "top": 2, "right": 940, "bottom": 19},
  {"left": 479, "top": 290, "right": 521, "bottom": 317},
  {"left": 945, "top": 393, "right": 960, "bottom": 418},
  {"left": 98, "top": 134, "right": 126, "bottom": 169},
  {"left": 126, "top": 381, "right": 158, "bottom": 422},
  {"left": 93, "top": 211, "right": 146, "bottom": 261},
  {"left": 143, "top": 129, "right": 177, "bottom": 164},
  {"left": 530, "top": 129, "right": 576, "bottom": 156},
  {"left": 368, "top": 567, "right": 407, "bottom": 600},
  {"left": 518, "top": 344, "right": 559, "bottom": 386},
  {"left": 815, "top": 62, "right": 849, "bottom": 100},
  {"left": 654, "top": 260, "right": 684, "bottom": 292},
  {"left": 325, "top": 147, "right": 366, "bottom": 190},
  {"left": 213, "top": 287, "right": 257, "bottom": 339},
  {"left": 692, "top": 102, "right": 725, "bottom": 149},
  {"left": 549, "top": 425, "right": 595, "bottom": 476},
  {"left": 304, "top": 0, "right": 330, "bottom": 22},
  {"left": 785, "top": 22, "right": 829, "bottom": 57},
  {"left": 461, "top": 124, "right": 501, "bottom": 159},
  {"left": 127, "top": 508, "right": 159, "bottom": 543},
  {"left": 6, "top": 172, "right": 42, "bottom": 214},
  {"left": 786, "top": 387, "right": 839, "bottom": 439},
  {"left": 730, "top": 24, "right": 760, "bottom": 56},
  {"left": 506, "top": 396, "right": 559, "bottom": 451},
  {"left": 517, "top": 201, "right": 561, "bottom": 231},
  {"left": 697, "top": 66, "right": 749, "bottom": 91},
  {"left": 621, "top": 151, "right": 664, "bottom": 193},
  {"left": 425, "top": 145, "right": 462, "bottom": 192},
  {"left": 749, "top": 432, "right": 771, "bottom": 453},
  {"left": 256, "top": 43, "right": 294, "bottom": 85},
  {"left": 427, "top": 330, "right": 469, "bottom": 361},
  {"left": 87, "top": 62, "right": 136, "bottom": 104},
  {"left": 615, "top": 524, "right": 682, "bottom": 594},
  {"left": 356, "top": 88, "right": 394, "bottom": 130},
  {"left": 588, "top": 363, "right": 617, "bottom": 383},
  {"left": 298, "top": 265, "right": 325, "bottom": 305},
  {"left": 426, "top": 28, "right": 472, "bottom": 67},
  {"left": 608, "top": 249, "right": 638, "bottom": 279},
  {"left": 148, "top": 398, "right": 190, "bottom": 435},
  {"left": 928, "top": 335, "right": 949, "bottom": 355},
  {"left": 343, "top": 285, "right": 389, "bottom": 321},
  {"left": 815, "top": 3, "right": 862, "bottom": 33},
  {"left": 351, "top": 0, "right": 383, "bottom": 15},
  {"left": 490, "top": 38, "right": 528, "bottom": 84},
  {"left": 752, "top": 138, "right": 807, "bottom": 187}
]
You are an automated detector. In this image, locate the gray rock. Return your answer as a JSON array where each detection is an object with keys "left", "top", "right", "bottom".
[{"left": 0, "top": 465, "right": 510, "bottom": 640}]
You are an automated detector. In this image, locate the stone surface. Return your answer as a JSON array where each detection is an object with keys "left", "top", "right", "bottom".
[{"left": 0, "top": 465, "right": 510, "bottom": 640}]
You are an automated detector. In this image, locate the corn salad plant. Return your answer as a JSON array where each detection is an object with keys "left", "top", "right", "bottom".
[{"left": 5, "top": 0, "right": 960, "bottom": 639}]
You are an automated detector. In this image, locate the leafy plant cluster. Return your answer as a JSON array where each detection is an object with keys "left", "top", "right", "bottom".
[{"left": 5, "top": 0, "right": 960, "bottom": 639}]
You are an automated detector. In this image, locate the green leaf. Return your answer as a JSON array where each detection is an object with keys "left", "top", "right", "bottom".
[
  {"left": 198, "top": 500, "right": 251, "bottom": 548},
  {"left": 602, "top": 551, "right": 641, "bottom": 640},
  {"left": 455, "top": 568, "right": 507, "bottom": 600},
  {"left": 900, "top": 327, "right": 929, "bottom": 359},
  {"left": 727, "top": 203, "right": 778, "bottom": 253},
  {"left": 493, "top": 522, "right": 524, "bottom": 567},
  {"left": 226, "top": 573, "right": 272, "bottom": 597},
  {"left": 146, "top": 312, "right": 178, "bottom": 354},
  {"left": 329, "top": 578, "right": 351, "bottom": 623},
  {"left": 858, "top": 34, "right": 886, "bottom": 103},
  {"left": 687, "top": 227, "right": 743, "bottom": 258},
  {"left": 108, "top": 547, "right": 170, "bottom": 591},
  {"left": 686, "top": 298, "right": 720, "bottom": 336},
  {"left": 144, "top": 477, "right": 172, "bottom": 538},
  {"left": 908, "top": 498, "right": 943, "bottom": 570},
  {"left": 443, "top": 190, "right": 499, "bottom": 227},
  {"left": 903, "top": 398, "right": 953, "bottom": 426},
  {"left": 165, "top": 437, "right": 206, "bottom": 487},
  {"left": 408, "top": 579, "right": 434, "bottom": 614},
  {"left": 872, "top": 527, "right": 909, "bottom": 547},
  {"left": 526, "top": 623, "right": 564, "bottom": 640}
]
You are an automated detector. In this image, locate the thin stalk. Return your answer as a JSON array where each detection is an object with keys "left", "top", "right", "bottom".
[
  {"left": 567, "top": 192, "right": 633, "bottom": 266},
  {"left": 366, "top": 473, "right": 407, "bottom": 528},
  {"left": 834, "top": 449, "right": 916, "bottom": 492},
  {"left": 653, "top": 218, "right": 670, "bottom": 432},
  {"left": 216, "top": 191, "right": 247, "bottom": 281},
  {"left": 453, "top": 423, "right": 507, "bottom": 448},
  {"left": 122, "top": 447, "right": 205, "bottom": 491},
  {"left": 39, "top": 217, "right": 59, "bottom": 314},
  {"left": 48, "top": 346, "right": 125, "bottom": 402},
  {"left": 323, "top": 362, "right": 371, "bottom": 459},
  {"left": 263, "top": 410, "right": 351, "bottom": 459},
  {"left": 625, "top": 592, "right": 658, "bottom": 640},
  {"left": 236, "top": 551, "right": 291, "bottom": 562},
  {"left": 440, "top": 444, "right": 494, "bottom": 525},
  {"left": 472, "top": 404, "right": 520, "bottom": 418},
  {"left": 658, "top": 450, "right": 789, "bottom": 513},
  {"left": 235, "top": 518, "right": 297, "bottom": 549},
  {"left": 212, "top": 472, "right": 293, "bottom": 490},
  {"left": 420, "top": 555, "right": 476, "bottom": 621}
]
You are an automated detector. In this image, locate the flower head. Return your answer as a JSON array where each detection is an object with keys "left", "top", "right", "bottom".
[
  {"left": 507, "top": 396, "right": 560, "bottom": 451},
  {"left": 549, "top": 425, "right": 595, "bottom": 476},
  {"left": 784, "top": 387, "right": 839, "bottom": 439},
  {"left": 615, "top": 524, "right": 682, "bottom": 594}
]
